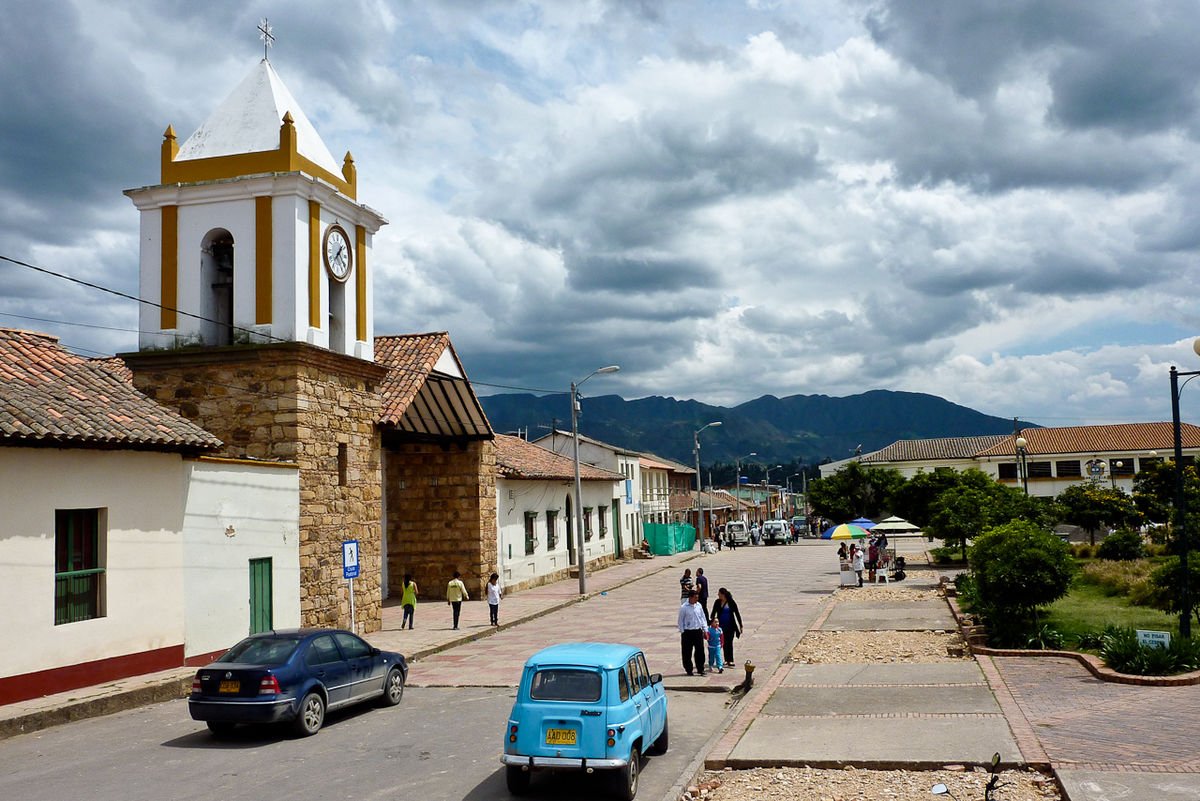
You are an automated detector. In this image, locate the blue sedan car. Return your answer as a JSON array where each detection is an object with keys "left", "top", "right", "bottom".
[
  {"left": 188, "top": 628, "right": 407, "bottom": 737},
  {"left": 502, "top": 643, "right": 668, "bottom": 800}
]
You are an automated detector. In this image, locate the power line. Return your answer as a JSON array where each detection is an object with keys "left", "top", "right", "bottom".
[{"left": 0, "top": 253, "right": 290, "bottom": 344}]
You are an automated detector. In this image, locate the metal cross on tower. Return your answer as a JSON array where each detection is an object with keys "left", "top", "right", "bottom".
[{"left": 258, "top": 18, "right": 275, "bottom": 60}]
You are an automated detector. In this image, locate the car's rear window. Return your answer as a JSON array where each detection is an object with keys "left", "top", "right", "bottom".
[
  {"left": 530, "top": 669, "right": 602, "bottom": 702},
  {"left": 220, "top": 636, "right": 303, "bottom": 666}
]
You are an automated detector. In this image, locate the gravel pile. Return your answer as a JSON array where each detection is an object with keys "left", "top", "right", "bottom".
[
  {"left": 789, "top": 630, "right": 969, "bottom": 664},
  {"left": 686, "top": 766, "right": 1061, "bottom": 801}
]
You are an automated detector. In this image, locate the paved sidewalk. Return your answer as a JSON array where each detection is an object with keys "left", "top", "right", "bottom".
[{"left": 400, "top": 542, "right": 836, "bottom": 690}]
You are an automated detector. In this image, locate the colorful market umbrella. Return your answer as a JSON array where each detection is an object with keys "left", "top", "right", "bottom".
[
  {"left": 849, "top": 517, "right": 876, "bottom": 529},
  {"left": 821, "top": 523, "right": 870, "bottom": 540}
]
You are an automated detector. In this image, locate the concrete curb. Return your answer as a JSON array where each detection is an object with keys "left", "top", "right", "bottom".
[{"left": 0, "top": 672, "right": 193, "bottom": 742}]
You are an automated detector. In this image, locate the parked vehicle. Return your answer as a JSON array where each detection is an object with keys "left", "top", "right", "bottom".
[
  {"left": 188, "top": 628, "right": 407, "bottom": 737},
  {"left": 762, "top": 519, "right": 790, "bottom": 545},
  {"left": 725, "top": 520, "right": 750, "bottom": 546},
  {"left": 502, "top": 642, "right": 668, "bottom": 799}
]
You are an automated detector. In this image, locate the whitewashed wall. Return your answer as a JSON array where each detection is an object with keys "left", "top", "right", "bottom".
[
  {"left": 0, "top": 447, "right": 188, "bottom": 679},
  {"left": 181, "top": 458, "right": 300, "bottom": 658},
  {"left": 496, "top": 477, "right": 620, "bottom": 588}
]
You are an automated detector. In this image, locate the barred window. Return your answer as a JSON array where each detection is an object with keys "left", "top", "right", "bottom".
[
  {"left": 55, "top": 509, "right": 105, "bottom": 625},
  {"left": 524, "top": 512, "right": 537, "bottom": 556}
]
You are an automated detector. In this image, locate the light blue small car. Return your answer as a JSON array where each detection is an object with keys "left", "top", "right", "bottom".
[{"left": 501, "top": 642, "right": 668, "bottom": 799}]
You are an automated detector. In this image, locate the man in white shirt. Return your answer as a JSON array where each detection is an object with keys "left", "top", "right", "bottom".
[{"left": 677, "top": 590, "right": 708, "bottom": 676}]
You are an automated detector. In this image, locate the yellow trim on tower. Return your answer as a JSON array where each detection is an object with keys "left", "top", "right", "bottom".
[
  {"left": 159, "top": 113, "right": 357, "bottom": 199},
  {"left": 355, "top": 224, "right": 367, "bottom": 342},
  {"left": 255, "top": 196, "right": 273, "bottom": 324},
  {"left": 308, "top": 200, "right": 321, "bottom": 328},
  {"left": 160, "top": 205, "right": 178, "bottom": 329}
]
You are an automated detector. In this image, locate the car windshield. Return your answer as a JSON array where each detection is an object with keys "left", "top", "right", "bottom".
[
  {"left": 220, "top": 636, "right": 303, "bottom": 666},
  {"left": 530, "top": 669, "right": 602, "bottom": 702}
]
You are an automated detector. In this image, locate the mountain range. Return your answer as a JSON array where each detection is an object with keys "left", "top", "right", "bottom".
[{"left": 479, "top": 390, "right": 1035, "bottom": 468}]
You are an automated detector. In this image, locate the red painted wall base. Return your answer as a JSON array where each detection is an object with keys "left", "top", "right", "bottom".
[{"left": 0, "top": 645, "right": 185, "bottom": 706}]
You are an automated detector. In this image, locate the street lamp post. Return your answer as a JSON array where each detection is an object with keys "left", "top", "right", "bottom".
[
  {"left": 693, "top": 421, "right": 722, "bottom": 547},
  {"left": 1110, "top": 460, "right": 1124, "bottom": 490},
  {"left": 1169, "top": 343, "right": 1200, "bottom": 638},
  {"left": 763, "top": 464, "right": 782, "bottom": 519},
  {"left": 734, "top": 451, "right": 756, "bottom": 522},
  {"left": 1015, "top": 436, "right": 1029, "bottom": 496},
  {"left": 571, "top": 364, "right": 620, "bottom": 595}
]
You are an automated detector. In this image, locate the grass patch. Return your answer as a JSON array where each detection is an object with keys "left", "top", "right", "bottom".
[{"left": 1045, "top": 581, "right": 1178, "bottom": 647}]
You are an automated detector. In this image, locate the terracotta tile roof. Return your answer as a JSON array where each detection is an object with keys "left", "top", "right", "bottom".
[
  {"left": 495, "top": 434, "right": 624, "bottom": 481},
  {"left": 374, "top": 333, "right": 492, "bottom": 437},
  {"left": 669, "top": 491, "right": 733, "bottom": 512},
  {"left": 639, "top": 453, "right": 695, "bottom": 473},
  {"left": 90, "top": 356, "right": 133, "bottom": 383},
  {"left": 975, "top": 422, "right": 1200, "bottom": 457},
  {"left": 0, "top": 328, "right": 222, "bottom": 451},
  {"left": 861, "top": 435, "right": 1009, "bottom": 463}
]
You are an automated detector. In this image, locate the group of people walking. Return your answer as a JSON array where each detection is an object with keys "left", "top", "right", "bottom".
[
  {"left": 396, "top": 570, "right": 505, "bottom": 630},
  {"left": 677, "top": 567, "right": 743, "bottom": 676}
]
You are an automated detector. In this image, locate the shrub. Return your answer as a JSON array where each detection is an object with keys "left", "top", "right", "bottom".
[
  {"left": 1026, "top": 623, "right": 1066, "bottom": 650},
  {"left": 1078, "top": 559, "right": 1155, "bottom": 597},
  {"left": 1072, "top": 543, "right": 1094, "bottom": 559},
  {"left": 969, "top": 520, "right": 1076, "bottom": 620},
  {"left": 930, "top": 545, "right": 965, "bottom": 564},
  {"left": 1100, "top": 627, "right": 1200, "bottom": 675},
  {"left": 1074, "top": 625, "right": 1121, "bottom": 651},
  {"left": 953, "top": 572, "right": 979, "bottom": 611},
  {"left": 1145, "top": 557, "right": 1200, "bottom": 627},
  {"left": 1097, "top": 529, "right": 1146, "bottom": 561}
]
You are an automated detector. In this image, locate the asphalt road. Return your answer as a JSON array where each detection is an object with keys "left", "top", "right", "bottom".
[{"left": 0, "top": 686, "right": 729, "bottom": 801}]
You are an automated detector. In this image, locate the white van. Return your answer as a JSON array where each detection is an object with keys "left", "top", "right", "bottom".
[{"left": 725, "top": 520, "right": 750, "bottom": 546}]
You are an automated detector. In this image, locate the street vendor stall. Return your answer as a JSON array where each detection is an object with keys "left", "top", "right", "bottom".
[{"left": 822, "top": 523, "right": 869, "bottom": 586}]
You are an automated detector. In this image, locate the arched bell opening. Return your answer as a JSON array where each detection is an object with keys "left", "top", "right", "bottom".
[{"left": 200, "top": 228, "right": 234, "bottom": 346}]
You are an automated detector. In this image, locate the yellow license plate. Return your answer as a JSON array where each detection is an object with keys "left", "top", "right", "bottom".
[
  {"left": 219, "top": 680, "right": 240, "bottom": 693},
  {"left": 545, "top": 728, "right": 576, "bottom": 746}
]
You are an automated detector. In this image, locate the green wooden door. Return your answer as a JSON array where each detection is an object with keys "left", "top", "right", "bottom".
[
  {"left": 249, "top": 558, "right": 273, "bottom": 634},
  {"left": 612, "top": 503, "right": 623, "bottom": 558}
]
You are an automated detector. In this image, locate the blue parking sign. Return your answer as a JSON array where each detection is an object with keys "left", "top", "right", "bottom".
[{"left": 342, "top": 540, "right": 360, "bottom": 579}]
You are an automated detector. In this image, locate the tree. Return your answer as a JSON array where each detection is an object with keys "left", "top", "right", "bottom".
[
  {"left": 923, "top": 470, "right": 1046, "bottom": 559},
  {"left": 1055, "top": 483, "right": 1142, "bottom": 545},
  {"left": 807, "top": 462, "right": 904, "bottom": 522},
  {"left": 889, "top": 467, "right": 963, "bottom": 528},
  {"left": 968, "top": 520, "right": 1076, "bottom": 644}
]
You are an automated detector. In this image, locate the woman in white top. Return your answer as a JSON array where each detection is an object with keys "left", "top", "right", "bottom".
[
  {"left": 486, "top": 572, "right": 503, "bottom": 626},
  {"left": 850, "top": 545, "right": 865, "bottom": 587}
]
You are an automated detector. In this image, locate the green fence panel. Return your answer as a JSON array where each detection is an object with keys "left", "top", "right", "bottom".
[{"left": 643, "top": 522, "right": 696, "bottom": 555}]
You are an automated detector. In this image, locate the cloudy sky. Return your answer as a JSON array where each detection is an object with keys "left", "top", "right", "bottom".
[{"left": 4, "top": 0, "right": 1200, "bottom": 427}]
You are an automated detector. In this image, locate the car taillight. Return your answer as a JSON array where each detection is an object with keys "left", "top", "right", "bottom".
[
  {"left": 191, "top": 677, "right": 201, "bottom": 693},
  {"left": 509, "top": 724, "right": 518, "bottom": 743},
  {"left": 259, "top": 675, "right": 281, "bottom": 695}
]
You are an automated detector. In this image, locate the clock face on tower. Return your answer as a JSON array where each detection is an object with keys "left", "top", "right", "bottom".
[{"left": 323, "top": 224, "right": 353, "bottom": 282}]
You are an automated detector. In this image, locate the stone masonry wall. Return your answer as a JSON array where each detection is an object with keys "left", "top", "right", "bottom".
[
  {"left": 125, "top": 344, "right": 387, "bottom": 634},
  {"left": 384, "top": 438, "right": 497, "bottom": 599}
]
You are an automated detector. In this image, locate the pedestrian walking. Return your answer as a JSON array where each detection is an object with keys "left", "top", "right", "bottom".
[
  {"left": 400, "top": 573, "right": 418, "bottom": 630},
  {"left": 677, "top": 590, "right": 707, "bottom": 676},
  {"left": 695, "top": 567, "right": 710, "bottom": 619},
  {"left": 710, "top": 587, "right": 744, "bottom": 665},
  {"left": 706, "top": 615, "right": 725, "bottom": 673},
  {"left": 486, "top": 572, "right": 502, "bottom": 626},
  {"left": 851, "top": 544, "right": 865, "bottom": 587},
  {"left": 446, "top": 571, "right": 469, "bottom": 629},
  {"left": 679, "top": 568, "right": 694, "bottom": 602}
]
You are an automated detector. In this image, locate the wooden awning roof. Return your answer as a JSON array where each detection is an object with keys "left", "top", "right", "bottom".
[{"left": 375, "top": 333, "right": 492, "bottom": 441}]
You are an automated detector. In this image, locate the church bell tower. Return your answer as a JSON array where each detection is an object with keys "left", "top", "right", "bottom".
[{"left": 124, "top": 57, "right": 386, "bottom": 359}]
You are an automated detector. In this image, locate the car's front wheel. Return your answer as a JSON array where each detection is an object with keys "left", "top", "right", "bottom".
[
  {"left": 505, "top": 765, "right": 531, "bottom": 795},
  {"left": 292, "top": 691, "right": 325, "bottom": 737},
  {"left": 379, "top": 668, "right": 405, "bottom": 707},
  {"left": 612, "top": 745, "right": 640, "bottom": 800}
]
